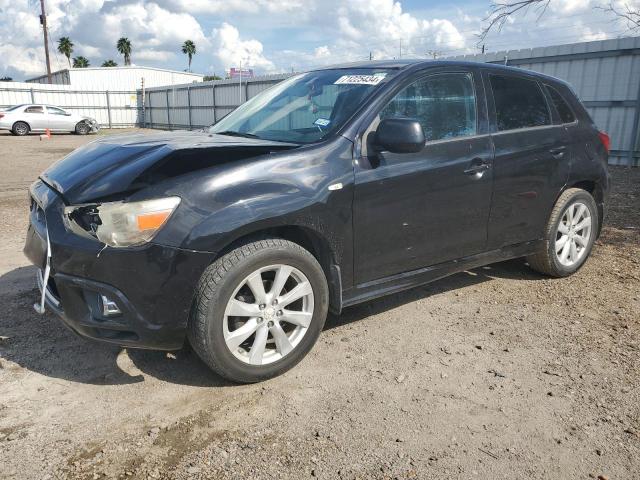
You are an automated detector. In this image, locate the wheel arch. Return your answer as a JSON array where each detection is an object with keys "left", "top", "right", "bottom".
[
  {"left": 559, "top": 179, "right": 604, "bottom": 237},
  {"left": 12, "top": 120, "right": 31, "bottom": 132},
  {"left": 212, "top": 225, "right": 343, "bottom": 314}
]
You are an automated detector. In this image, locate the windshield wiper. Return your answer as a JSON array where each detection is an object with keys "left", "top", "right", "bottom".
[{"left": 214, "top": 130, "right": 261, "bottom": 139}]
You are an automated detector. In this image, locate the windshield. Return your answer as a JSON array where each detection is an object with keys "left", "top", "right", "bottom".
[
  {"left": 4, "top": 104, "right": 25, "bottom": 112},
  {"left": 209, "top": 68, "right": 396, "bottom": 144}
]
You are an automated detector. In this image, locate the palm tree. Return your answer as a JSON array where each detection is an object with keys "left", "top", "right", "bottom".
[
  {"left": 101, "top": 60, "right": 117, "bottom": 67},
  {"left": 116, "top": 37, "right": 132, "bottom": 66},
  {"left": 72, "top": 56, "right": 90, "bottom": 68},
  {"left": 181, "top": 40, "right": 196, "bottom": 72},
  {"left": 57, "top": 37, "right": 74, "bottom": 67}
]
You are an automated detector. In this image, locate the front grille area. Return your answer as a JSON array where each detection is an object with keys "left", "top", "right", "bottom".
[{"left": 37, "top": 269, "right": 62, "bottom": 310}]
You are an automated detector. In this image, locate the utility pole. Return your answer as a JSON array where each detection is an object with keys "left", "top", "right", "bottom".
[
  {"left": 39, "top": 0, "right": 52, "bottom": 83},
  {"left": 369, "top": 51, "right": 372, "bottom": 61},
  {"left": 399, "top": 39, "right": 402, "bottom": 58}
]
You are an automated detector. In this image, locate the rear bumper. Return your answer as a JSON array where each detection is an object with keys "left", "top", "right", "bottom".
[{"left": 25, "top": 180, "right": 214, "bottom": 350}]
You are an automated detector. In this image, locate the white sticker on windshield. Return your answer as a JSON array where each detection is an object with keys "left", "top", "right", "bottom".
[
  {"left": 334, "top": 73, "right": 387, "bottom": 85},
  {"left": 314, "top": 118, "right": 331, "bottom": 127}
]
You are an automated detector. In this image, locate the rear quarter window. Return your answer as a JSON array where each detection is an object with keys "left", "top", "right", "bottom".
[
  {"left": 546, "top": 85, "right": 576, "bottom": 124},
  {"left": 489, "top": 74, "right": 551, "bottom": 131}
]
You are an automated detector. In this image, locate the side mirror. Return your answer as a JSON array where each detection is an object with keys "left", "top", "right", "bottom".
[{"left": 375, "top": 118, "right": 425, "bottom": 154}]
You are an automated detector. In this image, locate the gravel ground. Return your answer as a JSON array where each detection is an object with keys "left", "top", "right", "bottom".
[{"left": 0, "top": 131, "right": 638, "bottom": 480}]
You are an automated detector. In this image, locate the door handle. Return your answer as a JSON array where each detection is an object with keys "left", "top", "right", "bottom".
[
  {"left": 464, "top": 159, "right": 491, "bottom": 176},
  {"left": 550, "top": 146, "right": 567, "bottom": 159}
]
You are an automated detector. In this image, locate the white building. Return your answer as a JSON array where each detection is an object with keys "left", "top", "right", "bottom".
[{"left": 25, "top": 66, "right": 203, "bottom": 90}]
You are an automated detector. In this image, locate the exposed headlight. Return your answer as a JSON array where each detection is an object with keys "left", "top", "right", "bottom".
[{"left": 64, "top": 196, "right": 181, "bottom": 248}]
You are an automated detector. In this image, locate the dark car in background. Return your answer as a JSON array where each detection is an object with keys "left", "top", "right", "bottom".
[{"left": 24, "top": 60, "right": 610, "bottom": 383}]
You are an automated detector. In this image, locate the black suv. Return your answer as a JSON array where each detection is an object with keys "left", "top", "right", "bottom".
[{"left": 25, "top": 61, "right": 610, "bottom": 383}]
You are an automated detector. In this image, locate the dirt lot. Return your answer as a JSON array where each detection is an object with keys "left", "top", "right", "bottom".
[{"left": 0, "top": 130, "right": 638, "bottom": 480}]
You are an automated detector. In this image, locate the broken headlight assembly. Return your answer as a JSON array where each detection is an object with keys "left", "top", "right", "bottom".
[{"left": 64, "top": 197, "right": 181, "bottom": 247}]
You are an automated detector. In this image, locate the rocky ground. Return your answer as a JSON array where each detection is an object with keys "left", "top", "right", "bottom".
[{"left": 0, "top": 131, "right": 638, "bottom": 479}]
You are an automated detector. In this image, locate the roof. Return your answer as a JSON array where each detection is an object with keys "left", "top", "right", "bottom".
[
  {"left": 311, "top": 59, "right": 572, "bottom": 87},
  {"left": 26, "top": 66, "right": 203, "bottom": 82}
]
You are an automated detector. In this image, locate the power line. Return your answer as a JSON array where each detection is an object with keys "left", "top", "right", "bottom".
[
  {"left": 294, "top": 30, "right": 634, "bottom": 72},
  {"left": 47, "top": 25, "right": 64, "bottom": 71}
]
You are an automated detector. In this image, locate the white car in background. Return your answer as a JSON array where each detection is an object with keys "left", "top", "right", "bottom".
[{"left": 0, "top": 104, "right": 99, "bottom": 136}]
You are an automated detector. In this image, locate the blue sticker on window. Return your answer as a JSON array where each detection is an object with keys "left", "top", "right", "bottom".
[{"left": 314, "top": 118, "right": 330, "bottom": 127}]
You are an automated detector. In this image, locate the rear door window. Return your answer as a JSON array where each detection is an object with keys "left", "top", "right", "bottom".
[
  {"left": 546, "top": 85, "right": 576, "bottom": 124},
  {"left": 47, "top": 106, "right": 67, "bottom": 115},
  {"left": 490, "top": 75, "right": 550, "bottom": 131},
  {"left": 380, "top": 72, "right": 477, "bottom": 142},
  {"left": 25, "top": 106, "right": 44, "bottom": 114}
]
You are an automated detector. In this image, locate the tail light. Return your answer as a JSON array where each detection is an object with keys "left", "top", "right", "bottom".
[
  {"left": 598, "top": 131, "right": 610, "bottom": 153},
  {"left": 0, "top": 114, "right": 4, "bottom": 120}
]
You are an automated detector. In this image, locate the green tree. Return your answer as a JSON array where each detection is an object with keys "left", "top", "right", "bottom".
[
  {"left": 203, "top": 75, "right": 222, "bottom": 81},
  {"left": 0, "top": 76, "right": 13, "bottom": 82},
  {"left": 181, "top": 40, "right": 196, "bottom": 72},
  {"left": 57, "top": 37, "right": 74, "bottom": 68},
  {"left": 101, "top": 59, "right": 118, "bottom": 67},
  {"left": 117, "top": 37, "right": 132, "bottom": 66},
  {"left": 72, "top": 56, "right": 90, "bottom": 68}
]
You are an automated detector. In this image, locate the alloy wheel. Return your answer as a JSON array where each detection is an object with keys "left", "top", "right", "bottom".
[
  {"left": 223, "top": 264, "right": 314, "bottom": 365},
  {"left": 555, "top": 201, "right": 592, "bottom": 267}
]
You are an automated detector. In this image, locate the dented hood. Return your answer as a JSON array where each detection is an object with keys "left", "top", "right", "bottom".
[{"left": 40, "top": 130, "right": 298, "bottom": 204}]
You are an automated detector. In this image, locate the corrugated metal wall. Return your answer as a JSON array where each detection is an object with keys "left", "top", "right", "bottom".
[
  {"left": 144, "top": 37, "right": 640, "bottom": 166},
  {"left": 4, "top": 37, "right": 638, "bottom": 164},
  {"left": 143, "top": 74, "right": 291, "bottom": 130},
  {"left": 0, "top": 81, "right": 141, "bottom": 128},
  {"left": 446, "top": 36, "right": 640, "bottom": 166}
]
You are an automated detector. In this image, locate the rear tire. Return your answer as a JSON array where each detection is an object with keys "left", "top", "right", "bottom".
[
  {"left": 12, "top": 121, "right": 29, "bottom": 136},
  {"left": 527, "top": 188, "right": 598, "bottom": 277},
  {"left": 188, "top": 238, "right": 329, "bottom": 383}
]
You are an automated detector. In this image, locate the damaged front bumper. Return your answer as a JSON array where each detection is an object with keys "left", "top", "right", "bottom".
[
  {"left": 24, "top": 179, "right": 214, "bottom": 350},
  {"left": 85, "top": 119, "right": 100, "bottom": 133}
]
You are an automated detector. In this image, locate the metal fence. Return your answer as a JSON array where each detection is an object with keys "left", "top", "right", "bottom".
[
  {"left": 3, "top": 37, "right": 638, "bottom": 165},
  {"left": 0, "top": 81, "right": 141, "bottom": 128},
  {"left": 143, "top": 73, "right": 291, "bottom": 130},
  {"left": 446, "top": 36, "right": 640, "bottom": 166},
  {"left": 144, "top": 37, "right": 640, "bottom": 166}
]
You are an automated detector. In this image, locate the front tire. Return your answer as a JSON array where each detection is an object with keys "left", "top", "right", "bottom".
[
  {"left": 75, "top": 122, "right": 90, "bottom": 135},
  {"left": 12, "top": 121, "right": 30, "bottom": 136},
  {"left": 527, "top": 188, "right": 599, "bottom": 277},
  {"left": 188, "top": 238, "right": 329, "bottom": 383}
]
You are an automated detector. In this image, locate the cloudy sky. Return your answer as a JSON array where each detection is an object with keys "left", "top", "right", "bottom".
[{"left": 1, "top": 0, "right": 639, "bottom": 80}]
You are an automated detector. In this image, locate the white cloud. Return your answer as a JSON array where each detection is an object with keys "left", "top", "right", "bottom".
[
  {"left": 332, "top": 0, "right": 467, "bottom": 58},
  {"left": 0, "top": 0, "right": 207, "bottom": 78},
  {"left": 2, "top": 0, "right": 638, "bottom": 80},
  {"left": 0, "top": 44, "right": 45, "bottom": 77},
  {"left": 211, "top": 22, "right": 275, "bottom": 72},
  {"left": 76, "top": 44, "right": 102, "bottom": 58},
  {"left": 157, "top": 0, "right": 306, "bottom": 15},
  {"left": 314, "top": 46, "right": 331, "bottom": 58},
  {"left": 135, "top": 50, "right": 177, "bottom": 62}
]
